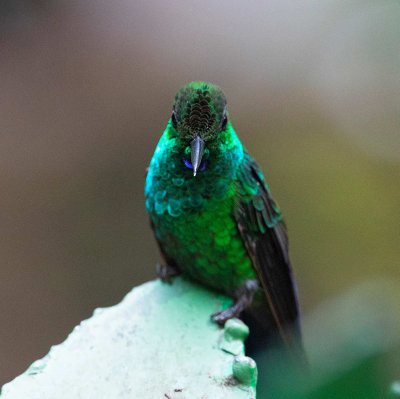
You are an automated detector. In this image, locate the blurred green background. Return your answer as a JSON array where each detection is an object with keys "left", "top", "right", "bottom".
[{"left": 0, "top": 0, "right": 399, "bottom": 386}]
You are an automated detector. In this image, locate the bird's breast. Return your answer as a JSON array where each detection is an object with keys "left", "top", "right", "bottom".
[{"left": 146, "top": 177, "right": 256, "bottom": 294}]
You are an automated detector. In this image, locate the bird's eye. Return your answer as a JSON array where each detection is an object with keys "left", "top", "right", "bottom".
[
  {"left": 171, "top": 110, "right": 178, "bottom": 129},
  {"left": 221, "top": 113, "right": 228, "bottom": 131}
]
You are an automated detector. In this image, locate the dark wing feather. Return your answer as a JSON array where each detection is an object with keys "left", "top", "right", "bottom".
[{"left": 235, "top": 151, "right": 301, "bottom": 348}]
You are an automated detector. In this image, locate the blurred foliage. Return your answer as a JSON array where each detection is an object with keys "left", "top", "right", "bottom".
[
  {"left": 265, "top": 350, "right": 400, "bottom": 399},
  {"left": 257, "top": 280, "right": 400, "bottom": 398}
]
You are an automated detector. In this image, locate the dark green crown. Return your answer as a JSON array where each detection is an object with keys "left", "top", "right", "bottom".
[{"left": 172, "top": 82, "right": 227, "bottom": 138}]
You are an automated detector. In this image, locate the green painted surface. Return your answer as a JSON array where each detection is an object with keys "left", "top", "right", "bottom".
[
  {"left": 233, "top": 356, "right": 258, "bottom": 387},
  {"left": 220, "top": 318, "right": 250, "bottom": 356},
  {"left": 0, "top": 278, "right": 256, "bottom": 398}
]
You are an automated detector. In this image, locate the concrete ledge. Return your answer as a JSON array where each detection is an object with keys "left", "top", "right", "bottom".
[{"left": 1, "top": 277, "right": 256, "bottom": 399}]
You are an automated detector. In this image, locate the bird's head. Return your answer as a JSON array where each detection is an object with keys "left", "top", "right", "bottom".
[{"left": 170, "top": 82, "right": 229, "bottom": 176}]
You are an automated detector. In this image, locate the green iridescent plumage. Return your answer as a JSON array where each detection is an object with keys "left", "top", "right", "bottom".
[{"left": 145, "top": 82, "right": 301, "bottom": 351}]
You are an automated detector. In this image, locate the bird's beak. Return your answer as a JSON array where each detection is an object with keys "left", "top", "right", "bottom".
[{"left": 190, "top": 135, "right": 205, "bottom": 177}]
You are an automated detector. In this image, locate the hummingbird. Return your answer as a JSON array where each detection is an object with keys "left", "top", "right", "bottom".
[{"left": 145, "top": 82, "right": 302, "bottom": 352}]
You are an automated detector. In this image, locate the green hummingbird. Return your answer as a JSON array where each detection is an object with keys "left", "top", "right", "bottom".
[{"left": 145, "top": 82, "right": 301, "bottom": 352}]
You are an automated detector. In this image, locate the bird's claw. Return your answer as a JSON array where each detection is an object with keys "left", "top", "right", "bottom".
[
  {"left": 156, "top": 263, "right": 180, "bottom": 284},
  {"left": 211, "top": 279, "right": 259, "bottom": 326},
  {"left": 211, "top": 308, "right": 239, "bottom": 326}
]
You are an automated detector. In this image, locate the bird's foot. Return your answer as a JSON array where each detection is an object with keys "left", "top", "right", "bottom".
[
  {"left": 212, "top": 308, "right": 240, "bottom": 326},
  {"left": 211, "top": 279, "right": 259, "bottom": 326},
  {"left": 156, "top": 262, "right": 181, "bottom": 283}
]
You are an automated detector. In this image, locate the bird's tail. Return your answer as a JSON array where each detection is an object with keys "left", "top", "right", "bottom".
[{"left": 242, "top": 307, "right": 308, "bottom": 371}]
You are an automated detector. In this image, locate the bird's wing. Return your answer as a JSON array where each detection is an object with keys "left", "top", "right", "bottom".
[{"left": 235, "top": 151, "right": 301, "bottom": 347}]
